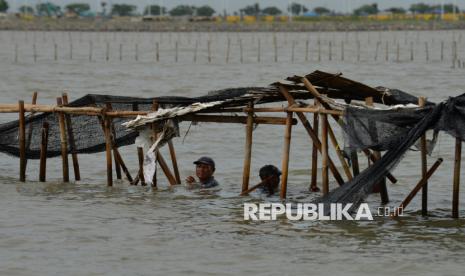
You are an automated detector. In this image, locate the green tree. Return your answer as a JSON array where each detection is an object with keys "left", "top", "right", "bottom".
[
  {"left": 143, "top": 5, "right": 166, "bottom": 15},
  {"left": 288, "top": 2, "right": 308, "bottom": 15},
  {"left": 353, "top": 3, "right": 379, "bottom": 16},
  {"left": 36, "top": 2, "right": 62, "bottom": 16},
  {"left": 433, "top": 4, "right": 460, "bottom": 13},
  {"left": 19, "top": 5, "right": 34, "bottom": 14},
  {"left": 385, "top": 7, "right": 406, "bottom": 14},
  {"left": 197, "top": 5, "right": 215, "bottom": 16},
  {"left": 313, "top": 7, "right": 331, "bottom": 15},
  {"left": 262, "top": 6, "right": 281, "bottom": 16},
  {"left": 169, "top": 5, "right": 194, "bottom": 16},
  {"left": 241, "top": 3, "right": 260, "bottom": 16},
  {"left": 0, "top": 0, "right": 9, "bottom": 12},
  {"left": 65, "top": 3, "right": 90, "bottom": 14},
  {"left": 111, "top": 4, "right": 136, "bottom": 16},
  {"left": 409, "top": 3, "right": 432, "bottom": 14}
]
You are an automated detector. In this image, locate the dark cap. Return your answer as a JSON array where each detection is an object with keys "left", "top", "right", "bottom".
[
  {"left": 259, "top": 165, "right": 281, "bottom": 178},
  {"left": 194, "top": 156, "right": 215, "bottom": 169}
]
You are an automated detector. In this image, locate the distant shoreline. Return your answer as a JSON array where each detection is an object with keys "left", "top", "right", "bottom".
[{"left": 1, "top": 18, "right": 465, "bottom": 32}]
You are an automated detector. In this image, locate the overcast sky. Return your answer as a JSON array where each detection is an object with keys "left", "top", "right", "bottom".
[{"left": 8, "top": 0, "right": 465, "bottom": 14}]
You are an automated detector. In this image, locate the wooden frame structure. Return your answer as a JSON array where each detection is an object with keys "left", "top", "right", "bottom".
[{"left": 1, "top": 74, "right": 463, "bottom": 219}]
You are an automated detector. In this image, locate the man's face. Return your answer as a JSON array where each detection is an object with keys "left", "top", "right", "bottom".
[{"left": 196, "top": 163, "right": 214, "bottom": 182}]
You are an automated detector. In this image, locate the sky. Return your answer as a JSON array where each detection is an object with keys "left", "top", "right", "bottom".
[{"left": 7, "top": 0, "right": 465, "bottom": 14}]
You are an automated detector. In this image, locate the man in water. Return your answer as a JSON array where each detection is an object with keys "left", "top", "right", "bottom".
[
  {"left": 258, "top": 165, "right": 281, "bottom": 196},
  {"left": 186, "top": 156, "right": 219, "bottom": 188}
]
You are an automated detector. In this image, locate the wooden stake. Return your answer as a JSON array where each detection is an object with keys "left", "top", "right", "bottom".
[
  {"left": 56, "top": 98, "right": 69, "bottom": 182},
  {"left": 280, "top": 112, "right": 293, "bottom": 199},
  {"left": 104, "top": 113, "right": 113, "bottom": 187},
  {"left": 391, "top": 158, "right": 443, "bottom": 217},
  {"left": 242, "top": 102, "right": 254, "bottom": 192},
  {"left": 104, "top": 103, "right": 121, "bottom": 180},
  {"left": 62, "top": 93, "right": 81, "bottom": 181},
  {"left": 156, "top": 152, "right": 177, "bottom": 186},
  {"left": 137, "top": 147, "right": 145, "bottom": 186},
  {"left": 453, "top": 138, "right": 461, "bottom": 218},
  {"left": 278, "top": 85, "right": 344, "bottom": 185},
  {"left": 19, "top": 100, "right": 26, "bottom": 182},
  {"left": 168, "top": 142, "right": 181, "bottom": 184},
  {"left": 321, "top": 113, "right": 329, "bottom": 195},
  {"left": 419, "top": 97, "right": 428, "bottom": 216},
  {"left": 39, "top": 122, "right": 49, "bottom": 182},
  {"left": 310, "top": 100, "right": 319, "bottom": 191}
]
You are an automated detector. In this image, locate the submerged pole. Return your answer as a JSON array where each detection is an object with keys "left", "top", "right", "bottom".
[
  {"left": 137, "top": 147, "right": 145, "bottom": 186},
  {"left": 56, "top": 98, "right": 69, "bottom": 182},
  {"left": 39, "top": 122, "right": 49, "bottom": 182},
  {"left": 310, "top": 99, "right": 319, "bottom": 192},
  {"left": 321, "top": 113, "right": 329, "bottom": 195},
  {"left": 242, "top": 102, "right": 254, "bottom": 192},
  {"left": 62, "top": 93, "right": 81, "bottom": 181},
  {"left": 104, "top": 112, "right": 113, "bottom": 187},
  {"left": 419, "top": 97, "right": 428, "bottom": 216},
  {"left": 453, "top": 138, "right": 462, "bottom": 218},
  {"left": 19, "top": 100, "right": 26, "bottom": 182},
  {"left": 280, "top": 112, "right": 293, "bottom": 199}
]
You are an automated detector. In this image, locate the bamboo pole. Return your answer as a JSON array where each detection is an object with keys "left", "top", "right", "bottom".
[
  {"left": 25, "top": 92, "right": 38, "bottom": 169},
  {"left": 310, "top": 99, "right": 319, "bottom": 192},
  {"left": 242, "top": 102, "right": 254, "bottom": 192},
  {"left": 321, "top": 113, "right": 329, "bottom": 195},
  {"left": 151, "top": 100, "right": 159, "bottom": 187},
  {"left": 105, "top": 103, "right": 121, "bottom": 180},
  {"left": 39, "top": 122, "right": 49, "bottom": 182},
  {"left": 280, "top": 112, "right": 293, "bottom": 199},
  {"left": 391, "top": 158, "right": 443, "bottom": 217},
  {"left": 137, "top": 147, "right": 145, "bottom": 186},
  {"left": 240, "top": 175, "right": 273, "bottom": 196},
  {"left": 168, "top": 142, "right": 181, "bottom": 184},
  {"left": 104, "top": 112, "right": 113, "bottom": 186},
  {"left": 278, "top": 85, "right": 345, "bottom": 185},
  {"left": 156, "top": 152, "right": 177, "bottom": 186},
  {"left": 56, "top": 98, "right": 69, "bottom": 182},
  {"left": 419, "top": 97, "right": 428, "bottom": 216},
  {"left": 453, "top": 138, "right": 461, "bottom": 218},
  {"left": 19, "top": 100, "right": 26, "bottom": 182},
  {"left": 62, "top": 93, "right": 81, "bottom": 181}
]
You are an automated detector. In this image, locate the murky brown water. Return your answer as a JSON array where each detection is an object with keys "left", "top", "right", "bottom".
[{"left": 1, "top": 30, "right": 465, "bottom": 276}]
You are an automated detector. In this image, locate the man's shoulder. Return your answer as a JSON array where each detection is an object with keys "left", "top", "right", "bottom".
[{"left": 201, "top": 177, "right": 219, "bottom": 188}]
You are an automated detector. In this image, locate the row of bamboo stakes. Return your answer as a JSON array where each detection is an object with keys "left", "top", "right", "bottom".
[
  {"left": 6, "top": 84, "right": 462, "bottom": 218},
  {"left": 11, "top": 40, "right": 462, "bottom": 66}
]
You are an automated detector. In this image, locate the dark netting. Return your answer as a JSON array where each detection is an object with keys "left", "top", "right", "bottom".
[
  {"left": 317, "top": 93, "right": 465, "bottom": 213},
  {"left": 0, "top": 88, "right": 262, "bottom": 159}
]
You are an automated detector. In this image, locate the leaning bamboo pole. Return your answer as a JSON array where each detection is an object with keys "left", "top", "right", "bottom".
[
  {"left": 391, "top": 158, "right": 443, "bottom": 217},
  {"left": 104, "top": 113, "right": 113, "bottom": 187},
  {"left": 310, "top": 99, "right": 319, "bottom": 192}
]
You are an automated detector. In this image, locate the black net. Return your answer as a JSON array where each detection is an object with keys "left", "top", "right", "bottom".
[{"left": 317, "top": 94, "right": 465, "bottom": 213}]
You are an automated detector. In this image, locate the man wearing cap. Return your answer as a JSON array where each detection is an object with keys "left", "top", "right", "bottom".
[
  {"left": 186, "top": 156, "right": 219, "bottom": 188},
  {"left": 258, "top": 165, "right": 281, "bottom": 196}
]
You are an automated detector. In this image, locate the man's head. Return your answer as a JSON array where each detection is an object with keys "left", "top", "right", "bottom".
[
  {"left": 259, "top": 165, "right": 281, "bottom": 195},
  {"left": 193, "top": 156, "right": 215, "bottom": 182}
]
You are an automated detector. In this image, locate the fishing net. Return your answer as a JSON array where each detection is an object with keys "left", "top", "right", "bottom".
[{"left": 318, "top": 93, "right": 465, "bottom": 213}]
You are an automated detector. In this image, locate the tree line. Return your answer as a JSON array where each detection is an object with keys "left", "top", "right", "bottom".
[{"left": 0, "top": 1, "right": 462, "bottom": 17}]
